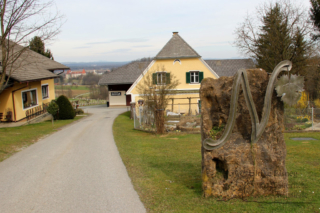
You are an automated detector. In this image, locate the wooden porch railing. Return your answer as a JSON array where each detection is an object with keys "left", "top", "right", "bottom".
[{"left": 25, "top": 103, "right": 50, "bottom": 121}]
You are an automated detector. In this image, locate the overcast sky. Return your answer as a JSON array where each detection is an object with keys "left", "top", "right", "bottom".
[{"left": 48, "top": 0, "right": 312, "bottom": 63}]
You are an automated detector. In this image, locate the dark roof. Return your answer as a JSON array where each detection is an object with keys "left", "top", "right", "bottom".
[
  {"left": 154, "top": 33, "right": 201, "bottom": 59},
  {"left": 98, "top": 60, "right": 152, "bottom": 85},
  {"left": 204, "top": 59, "right": 255, "bottom": 77},
  {"left": 0, "top": 40, "right": 69, "bottom": 82}
]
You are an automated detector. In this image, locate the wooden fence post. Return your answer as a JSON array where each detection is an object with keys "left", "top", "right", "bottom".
[{"left": 171, "top": 98, "right": 174, "bottom": 112}]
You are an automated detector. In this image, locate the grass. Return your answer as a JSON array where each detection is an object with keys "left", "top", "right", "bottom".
[
  {"left": 113, "top": 111, "right": 320, "bottom": 213},
  {"left": 54, "top": 85, "right": 90, "bottom": 90},
  {"left": 0, "top": 114, "right": 88, "bottom": 162}
]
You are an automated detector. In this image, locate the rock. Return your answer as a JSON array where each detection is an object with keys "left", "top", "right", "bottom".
[
  {"left": 165, "top": 124, "right": 177, "bottom": 129},
  {"left": 200, "top": 69, "right": 288, "bottom": 198},
  {"left": 185, "top": 122, "right": 196, "bottom": 127},
  {"left": 167, "top": 111, "right": 180, "bottom": 116}
]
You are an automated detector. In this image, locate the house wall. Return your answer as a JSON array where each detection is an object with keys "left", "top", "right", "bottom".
[
  {"left": 109, "top": 91, "right": 126, "bottom": 106},
  {"left": 0, "top": 78, "right": 56, "bottom": 122},
  {"left": 129, "top": 58, "right": 217, "bottom": 103},
  {"left": 134, "top": 93, "right": 200, "bottom": 116},
  {"left": 41, "top": 79, "right": 55, "bottom": 104}
]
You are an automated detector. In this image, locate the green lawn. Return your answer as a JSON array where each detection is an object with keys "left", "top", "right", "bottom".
[
  {"left": 113, "top": 112, "right": 320, "bottom": 213},
  {"left": 54, "top": 85, "right": 89, "bottom": 90},
  {"left": 0, "top": 115, "right": 88, "bottom": 162}
]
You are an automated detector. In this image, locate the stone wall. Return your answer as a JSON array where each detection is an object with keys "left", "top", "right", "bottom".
[{"left": 200, "top": 69, "right": 288, "bottom": 198}]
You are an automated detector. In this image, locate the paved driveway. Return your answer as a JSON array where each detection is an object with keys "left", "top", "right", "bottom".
[{"left": 0, "top": 105, "right": 146, "bottom": 213}]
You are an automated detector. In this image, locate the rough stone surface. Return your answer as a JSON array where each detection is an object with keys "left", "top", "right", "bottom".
[{"left": 200, "top": 69, "right": 288, "bottom": 198}]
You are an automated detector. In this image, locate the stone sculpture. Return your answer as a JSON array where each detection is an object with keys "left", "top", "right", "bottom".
[{"left": 200, "top": 60, "right": 302, "bottom": 198}]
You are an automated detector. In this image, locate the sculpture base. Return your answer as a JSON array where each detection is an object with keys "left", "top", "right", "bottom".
[{"left": 200, "top": 69, "right": 288, "bottom": 198}]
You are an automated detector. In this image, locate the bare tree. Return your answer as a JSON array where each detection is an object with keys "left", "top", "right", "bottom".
[
  {"left": 234, "top": 0, "right": 317, "bottom": 74},
  {"left": 137, "top": 65, "right": 180, "bottom": 134},
  {"left": 0, "top": 0, "right": 64, "bottom": 93}
]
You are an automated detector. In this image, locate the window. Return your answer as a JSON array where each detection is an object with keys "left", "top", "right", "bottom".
[
  {"left": 42, "top": 85, "right": 49, "bottom": 99},
  {"left": 186, "top": 71, "right": 204, "bottom": 84},
  {"left": 157, "top": 72, "right": 166, "bottom": 85},
  {"left": 22, "top": 89, "right": 38, "bottom": 109},
  {"left": 152, "top": 72, "right": 170, "bottom": 85},
  {"left": 190, "top": 72, "right": 199, "bottom": 83}
]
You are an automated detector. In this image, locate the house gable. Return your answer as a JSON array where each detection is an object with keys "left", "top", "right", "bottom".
[{"left": 127, "top": 58, "right": 218, "bottom": 101}]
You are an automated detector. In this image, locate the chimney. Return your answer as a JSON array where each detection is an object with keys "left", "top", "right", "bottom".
[{"left": 173, "top": 32, "right": 178, "bottom": 35}]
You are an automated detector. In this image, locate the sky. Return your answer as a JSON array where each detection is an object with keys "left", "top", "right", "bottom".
[{"left": 47, "top": 0, "right": 312, "bottom": 63}]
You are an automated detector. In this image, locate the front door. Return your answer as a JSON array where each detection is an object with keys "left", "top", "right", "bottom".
[{"left": 126, "top": 95, "right": 131, "bottom": 106}]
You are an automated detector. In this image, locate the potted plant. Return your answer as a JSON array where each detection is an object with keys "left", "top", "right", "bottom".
[{"left": 6, "top": 108, "right": 13, "bottom": 122}]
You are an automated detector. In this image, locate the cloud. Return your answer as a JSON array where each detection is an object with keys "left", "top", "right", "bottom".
[
  {"left": 86, "top": 38, "right": 148, "bottom": 45},
  {"left": 132, "top": 45, "right": 152, "bottom": 48},
  {"left": 73, "top": 46, "right": 91, "bottom": 49}
]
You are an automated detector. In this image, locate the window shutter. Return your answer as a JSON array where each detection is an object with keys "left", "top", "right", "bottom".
[
  {"left": 186, "top": 72, "right": 190, "bottom": 83},
  {"left": 199, "top": 72, "right": 204, "bottom": 83},
  {"left": 166, "top": 73, "right": 170, "bottom": 84},
  {"left": 152, "top": 73, "right": 157, "bottom": 85}
]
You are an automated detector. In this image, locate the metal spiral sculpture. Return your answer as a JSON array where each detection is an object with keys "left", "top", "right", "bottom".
[{"left": 203, "top": 60, "right": 293, "bottom": 150}]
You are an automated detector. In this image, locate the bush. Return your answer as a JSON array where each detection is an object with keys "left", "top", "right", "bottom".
[
  {"left": 56, "top": 95, "right": 75, "bottom": 120},
  {"left": 296, "top": 115, "right": 310, "bottom": 123},
  {"left": 47, "top": 100, "right": 59, "bottom": 119},
  {"left": 75, "top": 108, "right": 84, "bottom": 115}
]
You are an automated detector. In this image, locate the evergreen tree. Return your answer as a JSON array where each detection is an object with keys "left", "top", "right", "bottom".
[
  {"left": 291, "top": 29, "right": 308, "bottom": 76},
  {"left": 256, "top": 4, "right": 292, "bottom": 72},
  {"left": 236, "top": 2, "right": 310, "bottom": 75},
  {"left": 310, "top": 0, "right": 320, "bottom": 40},
  {"left": 56, "top": 95, "right": 75, "bottom": 120},
  {"left": 29, "top": 36, "right": 54, "bottom": 60}
]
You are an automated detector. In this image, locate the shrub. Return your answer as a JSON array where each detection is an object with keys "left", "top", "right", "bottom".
[
  {"left": 75, "top": 108, "right": 84, "bottom": 115},
  {"left": 296, "top": 115, "right": 310, "bottom": 123},
  {"left": 47, "top": 100, "right": 59, "bottom": 119},
  {"left": 56, "top": 95, "right": 75, "bottom": 120}
]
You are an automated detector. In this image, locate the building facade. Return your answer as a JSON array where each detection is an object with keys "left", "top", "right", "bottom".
[
  {"left": 0, "top": 42, "right": 69, "bottom": 122},
  {"left": 99, "top": 32, "right": 255, "bottom": 111}
]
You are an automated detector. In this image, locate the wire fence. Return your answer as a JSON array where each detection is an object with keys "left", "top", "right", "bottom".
[
  {"left": 70, "top": 99, "right": 107, "bottom": 108},
  {"left": 133, "top": 105, "right": 156, "bottom": 132}
]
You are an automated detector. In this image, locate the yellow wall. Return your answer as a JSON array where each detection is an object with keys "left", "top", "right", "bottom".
[
  {"left": 0, "top": 78, "right": 56, "bottom": 122},
  {"left": 129, "top": 58, "right": 217, "bottom": 102}
]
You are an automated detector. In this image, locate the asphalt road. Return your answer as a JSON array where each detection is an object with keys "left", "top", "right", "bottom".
[{"left": 0, "top": 105, "right": 146, "bottom": 213}]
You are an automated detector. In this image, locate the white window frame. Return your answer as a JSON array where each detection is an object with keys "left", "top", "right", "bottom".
[
  {"left": 190, "top": 71, "right": 199, "bottom": 84},
  {"left": 157, "top": 72, "right": 167, "bottom": 85},
  {"left": 21, "top": 88, "right": 38, "bottom": 110},
  {"left": 41, "top": 83, "right": 49, "bottom": 100}
]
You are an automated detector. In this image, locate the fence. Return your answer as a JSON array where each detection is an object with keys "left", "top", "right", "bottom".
[
  {"left": 25, "top": 103, "right": 50, "bottom": 121},
  {"left": 70, "top": 99, "right": 107, "bottom": 108},
  {"left": 133, "top": 105, "right": 156, "bottom": 132},
  {"left": 168, "top": 97, "right": 201, "bottom": 115},
  {"left": 132, "top": 103, "right": 202, "bottom": 133},
  {"left": 284, "top": 107, "right": 320, "bottom": 131}
]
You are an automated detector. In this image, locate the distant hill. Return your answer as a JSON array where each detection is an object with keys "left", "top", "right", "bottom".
[{"left": 62, "top": 61, "right": 130, "bottom": 71}]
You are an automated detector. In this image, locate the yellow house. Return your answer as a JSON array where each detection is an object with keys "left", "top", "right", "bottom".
[
  {"left": 0, "top": 43, "right": 69, "bottom": 122},
  {"left": 126, "top": 32, "right": 254, "bottom": 114}
]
